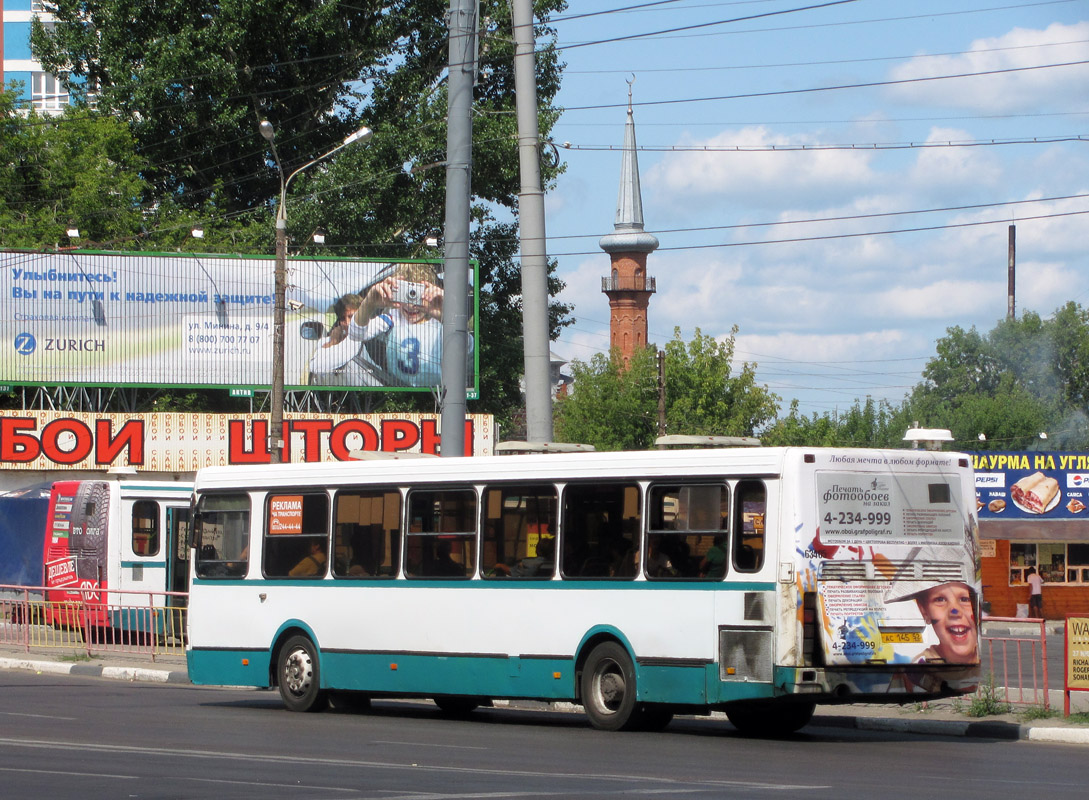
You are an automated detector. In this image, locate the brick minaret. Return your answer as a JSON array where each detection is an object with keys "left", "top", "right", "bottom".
[{"left": 600, "top": 90, "right": 658, "bottom": 369}]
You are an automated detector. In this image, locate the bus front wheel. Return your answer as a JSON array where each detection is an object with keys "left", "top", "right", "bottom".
[
  {"left": 725, "top": 700, "right": 815, "bottom": 737},
  {"left": 581, "top": 642, "right": 640, "bottom": 731},
  {"left": 277, "top": 635, "right": 328, "bottom": 713}
]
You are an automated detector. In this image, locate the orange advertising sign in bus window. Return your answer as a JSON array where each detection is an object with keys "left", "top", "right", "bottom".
[{"left": 269, "top": 496, "right": 304, "bottom": 535}]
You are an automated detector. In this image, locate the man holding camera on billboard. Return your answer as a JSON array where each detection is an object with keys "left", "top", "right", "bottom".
[{"left": 347, "top": 264, "right": 447, "bottom": 388}]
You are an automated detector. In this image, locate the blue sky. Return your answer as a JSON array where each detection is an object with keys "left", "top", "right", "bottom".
[{"left": 540, "top": 0, "right": 1089, "bottom": 418}]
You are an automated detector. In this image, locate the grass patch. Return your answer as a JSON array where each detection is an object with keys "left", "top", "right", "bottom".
[
  {"left": 57, "top": 653, "right": 95, "bottom": 663},
  {"left": 967, "top": 677, "right": 1012, "bottom": 717},
  {"left": 1019, "top": 705, "right": 1056, "bottom": 721}
]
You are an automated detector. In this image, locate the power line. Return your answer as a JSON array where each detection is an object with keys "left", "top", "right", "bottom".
[
  {"left": 559, "top": 134, "right": 1089, "bottom": 153},
  {"left": 560, "top": 0, "right": 859, "bottom": 49},
  {"left": 563, "top": 37, "right": 1089, "bottom": 75},
  {"left": 563, "top": 60, "right": 1089, "bottom": 111},
  {"left": 547, "top": 207, "right": 1089, "bottom": 257},
  {"left": 523, "top": 192, "right": 1089, "bottom": 245},
  {"left": 556, "top": 0, "right": 1083, "bottom": 48}
]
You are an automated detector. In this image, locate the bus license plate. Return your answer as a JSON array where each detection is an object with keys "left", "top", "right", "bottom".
[{"left": 881, "top": 631, "right": 923, "bottom": 644}]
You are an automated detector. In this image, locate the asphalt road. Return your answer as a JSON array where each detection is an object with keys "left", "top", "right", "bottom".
[{"left": 2, "top": 670, "right": 1088, "bottom": 800}]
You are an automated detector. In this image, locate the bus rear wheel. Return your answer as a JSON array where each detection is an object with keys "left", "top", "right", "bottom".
[
  {"left": 277, "top": 635, "right": 328, "bottom": 713},
  {"left": 581, "top": 642, "right": 640, "bottom": 731},
  {"left": 724, "top": 700, "right": 815, "bottom": 737}
]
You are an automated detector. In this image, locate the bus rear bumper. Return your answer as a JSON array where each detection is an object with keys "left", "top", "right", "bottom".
[{"left": 775, "top": 663, "right": 982, "bottom": 703}]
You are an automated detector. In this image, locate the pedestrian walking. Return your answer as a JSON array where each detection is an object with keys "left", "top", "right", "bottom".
[{"left": 1026, "top": 566, "right": 1044, "bottom": 618}]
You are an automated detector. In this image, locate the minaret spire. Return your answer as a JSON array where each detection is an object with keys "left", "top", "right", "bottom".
[
  {"left": 600, "top": 77, "right": 658, "bottom": 255},
  {"left": 600, "top": 79, "right": 657, "bottom": 369}
]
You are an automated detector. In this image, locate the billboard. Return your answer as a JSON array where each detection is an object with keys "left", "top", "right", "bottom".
[
  {"left": 0, "top": 411, "right": 495, "bottom": 470},
  {"left": 972, "top": 451, "right": 1089, "bottom": 520},
  {"left": 1, "top": 250, "right": 479, "bottom": 395}
]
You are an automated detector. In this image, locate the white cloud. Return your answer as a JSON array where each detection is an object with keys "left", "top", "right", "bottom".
[
  {"left": 887, "top": 23, "right": 1089, "bottom": 112},
  {"left": 873, "top": 279, "right": 997, "bottom": 320},
  {"left": 645, "top": 127, "right": 879, "bottom": 212}
]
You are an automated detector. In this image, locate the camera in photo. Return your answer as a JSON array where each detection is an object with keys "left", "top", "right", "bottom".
[{"left": 393, "top": 280, "right": 425, "bottom": 306}]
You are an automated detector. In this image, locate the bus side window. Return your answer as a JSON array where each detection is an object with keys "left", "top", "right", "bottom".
[
  {"left": 481, "top": 484, "right": 557, "bottom": 579},
  {"left": 264, "top": 493, "right": 331, "bottom": 579},
  {"left": 733, "top": 480, "right": 766, "bottom": 572},
  {"left": 194, "top": 494, "right": 250, "bottom": 579},
  {"left": 132, "top": 500, "right": 160, "bottom": 557},
  {"left": 404, "top": 489, "right": 476, "bottom": 579},
  {"left": 647, "top": 483, "right": 729, "bottom": 579},
  {"left": 560, "top": 483, "right": 640, "bottom": 580},
  {"left": 332, "top": 490, "right": 401, "bottom": 578}
]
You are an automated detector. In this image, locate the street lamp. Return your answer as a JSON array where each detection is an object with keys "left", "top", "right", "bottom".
[{"left": 260, "top": 120, "right": 373, "bottom": 463}]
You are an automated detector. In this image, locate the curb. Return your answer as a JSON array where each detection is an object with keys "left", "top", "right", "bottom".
[
  {"left": 0, "top": 656, "right": 189, "bottom": 685},
  {"left": 813, "top": 714, "right": 1019, "bottom": 740},
  {"left": 813, "top": 713, "right": 1089, "bottom": 745}
]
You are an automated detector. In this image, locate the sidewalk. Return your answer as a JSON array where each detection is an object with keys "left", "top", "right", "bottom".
[{"left": 3, "top": 643, "right": 1088, "bottom": 745}]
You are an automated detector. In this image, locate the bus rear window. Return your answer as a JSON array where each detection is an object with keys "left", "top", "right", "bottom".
[{"left": 929, "top": 483, "right": 951, "bottom": 503}]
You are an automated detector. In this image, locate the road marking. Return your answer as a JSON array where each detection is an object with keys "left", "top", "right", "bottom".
[
  {"left": 0, "top": 738, "right": 825, "bottom": 792},
  {"left": 372, "top": 740, "right": 489, "bottom": 750},
  {"left": 0, "top": 711, "right": 77, "bottom": 720}
]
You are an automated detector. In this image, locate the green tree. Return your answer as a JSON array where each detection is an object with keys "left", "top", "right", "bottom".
[
  {"left": 904, "top": 310, "right": 1089, "bottom": 450},
  {"left": 555, "top": 329, "right": 779, "bottom": 451},
  {"left": 554, "top": 347, "right": 659, "bottom": 452},
  {"left": 663, "top": 327, "right": 778, "bottom": 437},
  {"left": 0, "top": 91, "right": 148, "bottom": 247},
  {"left": 762, "top": 397, "right": 912, "bottom": 448}
]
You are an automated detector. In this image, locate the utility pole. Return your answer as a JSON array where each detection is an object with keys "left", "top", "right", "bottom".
[
  {"left": 656, "top": 349, "right": 666, "bottom": 448},
  {"left": 512, "top": 0, "right": 553, "bottom": 443},
  {"left": 1007, "top": 223, "right": 1016, "bottom": 320},
  {"left": 439, "top": 0, "right": 476, "bottom": 458}
]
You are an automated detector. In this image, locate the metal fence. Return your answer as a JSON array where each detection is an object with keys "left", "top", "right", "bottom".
[
  {"left": 980, "top": 616, "right": 1050, "bottom": 709},
  {"left": 0, "top": 584, "right": 187, "bottom": 661}
]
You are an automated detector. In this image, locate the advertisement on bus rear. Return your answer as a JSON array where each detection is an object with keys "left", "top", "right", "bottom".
[
  {"left": 1, "top": 250, "right": 479, "bottom": 395},
  {"left": 43, "top": 480, "right": 110, "bottom": 621},
  {"left": 802, "top": 453, "right": 980, "bottom": 688}
]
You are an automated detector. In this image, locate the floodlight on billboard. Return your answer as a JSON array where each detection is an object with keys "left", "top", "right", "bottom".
[{"left": 0, "top": 250, "right": 480, "bottom": 396}]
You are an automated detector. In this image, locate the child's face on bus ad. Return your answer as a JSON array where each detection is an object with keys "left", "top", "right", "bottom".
[{"left": 917, "top": 582, "right": 977, "bottom": 663}]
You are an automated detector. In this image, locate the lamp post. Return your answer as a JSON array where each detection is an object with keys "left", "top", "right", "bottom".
[{"left": 259, "top": 121, "right": 373, "bottom": 463}]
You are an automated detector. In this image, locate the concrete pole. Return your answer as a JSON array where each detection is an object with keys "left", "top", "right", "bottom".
[
  {"left": 512, "top": 0, "right": 554, "bottom": 443},
  {"left": 440, "top": 0, "right": 476, "bottom": 457},
  {"left": 1008, "top": 223, "right": 1016, "bottom": 320},
  {"left": 269, "top": 217, "right": 288, "bottom": 462}
]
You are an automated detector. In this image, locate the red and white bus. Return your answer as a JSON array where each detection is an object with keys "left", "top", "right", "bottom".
[{"left": 43, "top": 470, "right": 192, "bottom": 640}]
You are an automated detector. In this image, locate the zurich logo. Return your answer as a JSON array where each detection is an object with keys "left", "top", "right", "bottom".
[{"left": 14, "top": 332, "right": 36, "bottom": 355}]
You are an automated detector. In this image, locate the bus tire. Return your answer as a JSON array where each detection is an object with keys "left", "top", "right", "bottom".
[
  {"left": 581, "top": 641, "right": 639, "bottom": 731},
  {"left": 277, "top": 635, "right": 328, "bottom": 713},
  {"left": 724, "top": 700, "right": 815, "bottom": 737}
]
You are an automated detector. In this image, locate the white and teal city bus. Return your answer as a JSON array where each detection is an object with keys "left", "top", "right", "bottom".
[{"left": 185, "top": 447, "right": 981, "bottom": 735}]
